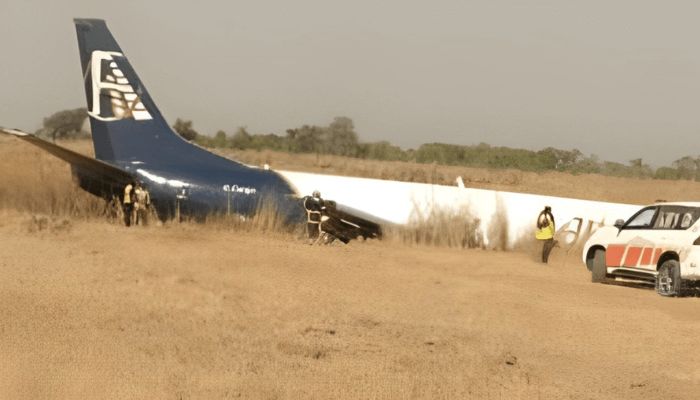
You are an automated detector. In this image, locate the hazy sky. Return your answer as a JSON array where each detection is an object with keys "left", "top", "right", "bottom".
[{"left": 2, "top": 0, "right": 700, "bottom": 166}]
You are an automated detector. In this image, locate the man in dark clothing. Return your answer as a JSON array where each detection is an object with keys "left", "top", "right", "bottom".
[{"left": 303, "top": 190, "right": 324, "bottom": 244}]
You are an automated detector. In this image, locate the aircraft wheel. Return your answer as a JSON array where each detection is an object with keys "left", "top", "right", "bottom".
[
  {"left": 591, "top": 249, "right": 607, "bottom": 283},
  {"left": 656, "top": 260, "right": 683, "bottom": 297}
]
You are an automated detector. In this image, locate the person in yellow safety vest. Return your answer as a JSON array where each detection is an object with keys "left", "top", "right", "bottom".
[
  {"left": 123, "top": 182, "right": 135, "bottom": 227},
  {"left": 535, "top": 206, "right": 556, "bottom": 263}
]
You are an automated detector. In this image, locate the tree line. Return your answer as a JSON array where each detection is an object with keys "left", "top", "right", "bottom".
[
  {"left": 174, "top": 116, "right": 667, "bottom": 179},
  {"left": 34, "top": 107, "right": 700, "bottom": 181}
]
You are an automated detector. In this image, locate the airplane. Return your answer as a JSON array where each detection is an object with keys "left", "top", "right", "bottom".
[
  {"left": 2, "top": 19, "right": 642, "bottom": 252},
  {"left": 0, "top": 19, "right": 381, "bottom": 243}
]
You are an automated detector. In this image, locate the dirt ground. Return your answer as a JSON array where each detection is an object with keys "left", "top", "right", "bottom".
[
  {"left": 2, "top": 136, "right": 700, "bottom": 399},
  {"left": 1, "top": 213, "right": 700, "bottom": 399}
]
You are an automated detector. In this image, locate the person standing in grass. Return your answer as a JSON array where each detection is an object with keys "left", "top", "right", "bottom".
[
  {"left": 303, "top": 190, "right": 324, "bottom": 244},
  {"left": 134, "top": 181, "right": 151, "bottom": 226},
  {"left": 123, "top": 182, "right": 134, "bottom": 227},
  {"left": 536, "top": 206, "right": 556, "bottom": 263}
]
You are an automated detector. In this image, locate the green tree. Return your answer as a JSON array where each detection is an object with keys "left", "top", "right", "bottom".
[
  {"left": 625, "top": 158, "right": 653, "bottom": 178},
  {"left": 655, "top": 166, "right": 680, "bottom": 180},
  {"left": 286, "top": 125, "right": 324, "bottom": 153},
  {"left": 213, "top": 130, "right": 228, "bottom": 148},
  {"left": 325, "top": 116, "right": 360, "bottom": 156},
  {"left": 38, "top": 108, "right": 88, "bottom": 142},
  {"left": 359, "top": 141, "right": 406, "bottom": 161},
  {"left": 672, "top": 156, "right": 697, "bottom": 180},
  {"left": 537, "top": 148, "right": 584, "bottom": 170},
  {"left": 173, "top": 118, "right": 199, "bottom": 141},
  {"left": 570, "top": 154, "right": 601, "bottom": 174},
  {"left": 250, "top": 133, "right": 287, "bottom": 151},
  {"left": 283, "top": 117, "right": 360, "bottom": 156},
  {"left": 230, "top": 127, "right": 252, "bottom": 149}
]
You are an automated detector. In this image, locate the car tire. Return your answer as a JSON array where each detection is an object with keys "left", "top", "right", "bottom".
[
  {"left": 591, "top": 249, "right": 607, "bottom": 283},
  {"left": 656, "top": 259, "right": 683, "bottom": 297}
]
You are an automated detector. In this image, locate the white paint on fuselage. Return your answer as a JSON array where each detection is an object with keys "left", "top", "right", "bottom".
[
  {"left": 278, "top": 170, "right": 641, "bottom": 248},
  {"left": 136, "top": 169, "right": 190, "bottom": 188}
]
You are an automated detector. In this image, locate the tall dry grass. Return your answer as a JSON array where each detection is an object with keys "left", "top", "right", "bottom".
[
  {"left": 387, "top": 204, "right": 489, "bottom": 249},
  {"left": 0, "top": 138, "right": 110, "bottom": 219},
  {"left": 202, "top": 200, "right": 303, "bottom": 237}
]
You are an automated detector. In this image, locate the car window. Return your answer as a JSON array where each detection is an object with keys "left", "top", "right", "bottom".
[
  {"left": 624, "top": 207, "right": 657, "bottom": 229},
  {"left": 653, "top": 206, "right": 700, "bottom": 230}
]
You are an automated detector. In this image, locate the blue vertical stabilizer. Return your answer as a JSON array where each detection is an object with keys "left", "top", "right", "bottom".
[{"left": 74, "top": 19, "right": 192, "bottom": 164}]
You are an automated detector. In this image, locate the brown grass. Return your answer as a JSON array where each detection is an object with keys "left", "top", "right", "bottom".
[
  {"left": 202, "top": 200, "right": 303, "bottom": 238},
  {"left": 0, "top": 137, "right": 109, "bottom": 219},
  {"left": 387, "top": 204, "right": 484, "bottom": 248}
]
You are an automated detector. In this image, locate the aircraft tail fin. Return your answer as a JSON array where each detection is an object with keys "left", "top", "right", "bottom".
[{"left": 74, "top": 19, "right": 183, "bottom": 163}]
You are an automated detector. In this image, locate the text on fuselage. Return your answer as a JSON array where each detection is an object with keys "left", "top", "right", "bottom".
[{"left": 223, "top": 184, "right": 257, "bottom": 195}]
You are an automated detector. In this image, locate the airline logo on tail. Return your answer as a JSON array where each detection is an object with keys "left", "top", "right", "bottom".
[{"left": 85, "top": 50, "right": 152, "bottom": 121}]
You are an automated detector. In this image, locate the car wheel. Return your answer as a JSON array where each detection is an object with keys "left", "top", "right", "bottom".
[
  {"left": 656, "top": 259, "right": 683, "bottom": 297},
  {"left": 591, "top": 249, "right": 607, "bottom": 283}
]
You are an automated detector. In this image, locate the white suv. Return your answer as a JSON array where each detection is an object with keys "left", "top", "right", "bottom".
[{"left": 582, "top": 202, "right": 700, "bottom": 297}]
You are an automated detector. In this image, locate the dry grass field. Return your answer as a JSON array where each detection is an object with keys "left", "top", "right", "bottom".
[{"left": 3, "top": 136, "right": 700, "bottom": 399}]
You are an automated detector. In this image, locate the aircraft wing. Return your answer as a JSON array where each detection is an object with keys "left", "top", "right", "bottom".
[{"left": 1, "top": 128, "right": 134, "bottom": 197}]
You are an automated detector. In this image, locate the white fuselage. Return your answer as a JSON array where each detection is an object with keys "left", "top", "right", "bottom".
[{"left": 279, "top": 170, "right": 640, "bottom": 249}]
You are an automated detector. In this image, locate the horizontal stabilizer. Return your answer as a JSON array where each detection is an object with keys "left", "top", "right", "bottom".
[{"left": 1, "top": 128, "right": 134, "bottom": 195}]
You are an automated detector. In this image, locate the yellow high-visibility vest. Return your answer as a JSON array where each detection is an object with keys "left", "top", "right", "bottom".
[
  {"left": 535, "top": 214, "right": 555, "bottom": 240},
  {"left": 123, "top": 184, "right": 133, "bottom": 204}
]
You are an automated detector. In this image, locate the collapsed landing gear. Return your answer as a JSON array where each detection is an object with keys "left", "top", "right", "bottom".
[{"left": 313, "top": 232, "right": 337, "bottom": 246}]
